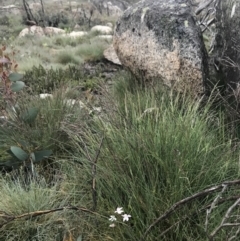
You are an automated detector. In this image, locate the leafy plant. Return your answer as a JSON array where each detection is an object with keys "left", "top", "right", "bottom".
[
  {"left": 8, "top": 146, "right": 52, "bottom": 167},
  {"left": 0, "top": 105, "right": 52, "bottom": 173},
  {"left": 0, "top": 46, "right": 25, "bottom": 109},
  {"left": 22, "top": 64, "right": 104, "bottom": 95}
]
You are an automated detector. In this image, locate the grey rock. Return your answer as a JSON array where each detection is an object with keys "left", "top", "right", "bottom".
[
  {"left": 91, "top": 0, "right": 129, "bottom": 12},
  {"left": 104, "top": 44, "right": 122, "bottom": 65},
  {"left": 113, "top": 0, "right": 209, "bottom": 96},
  {"left": 91, "top": 0, "right": 129, "bottom": 16}
]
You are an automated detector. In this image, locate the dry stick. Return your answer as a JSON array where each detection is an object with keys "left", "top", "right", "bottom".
[
  {"left": 202, "top": 195, "right": 240, "bottom": 213},
  {"left": 0, "top": 205, "right": 99, "bottom": 229},
  {"left": 159, "top": 194, "right": 240, "bottom": 239},
  {"left": 92, "top": 136, "right": 104, "bottom": 211},
  {"left": 209, "top": 197, "right": 240, "bottom": 240},
  {"left": 229, "top": 226, "right": 240, "bottom": 241},
  {"left": 22, "top": 0, "right": 31, "bottom": 23},
  {"left": 227, "top": 211, "right": 240, "bottom": 240},
  {"left": 195, "top": 0, "right": 214, "bottom": 15},
  {"left": 158, "top": 219, "right": 182, "bottom": 238},
  {"left": 40, "top": 0, "right": 45, "bottom": 27},
  {"left": 25, "top": 1, "right": 38, "bottom": 25},
  {"left": 205, "top": 184, "right": 228, "bottom": 233},
  {"left": 141, "top": 179, "right": 240, "bottom": 241}
]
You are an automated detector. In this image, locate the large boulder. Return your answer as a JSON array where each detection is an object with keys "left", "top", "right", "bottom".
[
  {"left": 18, "top": 26, "right": 65, "bottom": 38},
  {"left": 104, "top": 44, "right": 122, "bottom": 65},
  {"left": 91, "top": 0, "right": 129, "bottom": 16},
  {"left": 91, "top": 25, "right": 112, "bottom": 35},
  {"left": 113, "top": 0, "right": 209, "bottom": 96},
  {"left": 67, "top": 31, "right": 88, "bottom": 38}
]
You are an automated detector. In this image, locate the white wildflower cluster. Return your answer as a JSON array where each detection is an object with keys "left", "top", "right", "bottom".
[{"left": 108, "top": 207, "right": 131, "bottom": 227}]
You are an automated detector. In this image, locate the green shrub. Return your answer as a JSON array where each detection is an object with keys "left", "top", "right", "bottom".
[
  {"left": 22, "top": 65, "right": 105, "bottom": 95},
  {"left": 0, "top": 89, "right": 91, "bottom": 174},
  {"left": 0, "top": 15, "right": 24, "bottom": 41},
  {"left": 55, "top": 50, "right": 82, "bottom": 65},
  {"left": 76, "top": 40, "right": 108, "bottom": 61}
]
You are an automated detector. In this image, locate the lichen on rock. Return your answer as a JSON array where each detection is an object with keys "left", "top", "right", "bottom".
[{"left": 113, "top": 0, "right": 209, "bottom": 97}]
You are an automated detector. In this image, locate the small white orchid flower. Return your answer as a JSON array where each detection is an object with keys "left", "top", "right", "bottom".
[
  {"left": 122, "top": 214, "right": 131, "bottom": 222},
  {"left": 109, "top": 223, "right": 116, "bottom": 227},
  {"left": 39, "top": 93, "right": 53, "bottom": 99},
  {"left": 115, "top": 207, "right": 124, "bottom": 214},
  {"left": 109, "top": 215, "right": 117, "bottom": 222}
]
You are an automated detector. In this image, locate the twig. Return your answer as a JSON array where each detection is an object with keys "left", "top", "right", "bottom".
[
  {"left": 158, "top": 219, "right": 182, "bottom": 238},
  {"left": 40, "top": 0, "right": 45, "bottom": 27},
  {"left": 92, "top": 136, "right": 104, "bottom": 211},
  {"left": 141, "top": 179, "right": 240, "bottom": 240},
  {"left": 229, "top": 226, "right": 240, "bottom": 241},
  {"left": 0, "top": 205, "right": 99, "bottom": 229},
  {"left": 158, "top": 194, "right": 240, "bottom": 238},
  {"left": 209, "top": 197, "right": 240, "bottom": 239},
  {"left": 196, "top": 0, "right": 214, "bottom": 15},
  {"left": 203, "top": 195, "right": 240, "bottom": 211},
  {"left": 205, "top": 184, "right": 228, "bottom": 233}
]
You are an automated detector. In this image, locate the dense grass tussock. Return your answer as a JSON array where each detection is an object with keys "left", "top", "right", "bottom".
[
  {"left": 0, "top": 72, "right": 240, "bottom": 240},
  {"left": 63, "top": 76, "right": 240, "bottom": 240}
]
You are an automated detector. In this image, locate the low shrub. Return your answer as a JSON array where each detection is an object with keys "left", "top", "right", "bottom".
[
  {"left": 22, "top": 64, "right": 106, "bottom": 95},
  {"left": 55, "top": 50, "right": 83, "bottom": 65},
  {"left": 76, "top": 39, "right": 108, "bottom": 61}
]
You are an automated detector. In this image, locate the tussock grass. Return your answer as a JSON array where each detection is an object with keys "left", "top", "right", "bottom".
[
  {"left": 55, "top": 49, "right": 83, "bottom": 65},
  {"left": 17, "top": 56, "right": 44, "bottom": 73},
  {"left": 64, "top": 76, "right": 240, "bottom": 240},
  {"left": 75, "top": 39, "right": 108, "bottom": 61},
  {"left": 0, "top": 174, "right": 72, "bottom": 241},
  {"left": 11, "top": 33, "right": 109, "bottom": 72}
]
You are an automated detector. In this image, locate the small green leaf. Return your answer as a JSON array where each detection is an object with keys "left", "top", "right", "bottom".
[
  {"left": 10, "top": 146, "right": 28, "bottom": 161},
  {"left": 11, "top": 81, "right": 25, "bottom": 92},
  {"left": 22, "top": 107, "right": 39, "bottom": 124},
  {"left": 9, "top": 72, "right": 23, "bottom": 82},
  {"left": 33, "top": 150, "right": 52, "bottom": 162}
]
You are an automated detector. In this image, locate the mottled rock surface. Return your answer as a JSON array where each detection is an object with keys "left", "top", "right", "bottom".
[
  {"left": 113, "top": 0, "right": 209, "bottom": 96},
  {"left": 104, "top": 44, "right": 122, "bottom": 65}
]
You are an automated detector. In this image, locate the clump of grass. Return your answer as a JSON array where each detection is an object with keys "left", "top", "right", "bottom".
[
  {"left": 53, "top": 36, "right": 80, "bottom": 47},
  {"left": 76, "top": 39, "right": 108, "bottom": 61},
  {"left": 17, "top": 56, "right": 44, "bottom": 73},
  {"left": 0, "top": 173, "right": 71, "bottom": 241},
  {"left": 55, "top": 49, "right": 83, "bottom": 65},
  {"left": 10, "top": 28, "right": 110, "bottom": 72},
  {"left": 65, "top": 75, "right": 240, "bottom": 241}
]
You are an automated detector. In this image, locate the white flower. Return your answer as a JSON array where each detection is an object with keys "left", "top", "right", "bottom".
[
  {"left": 39, "top": 93, "right": 53, "bottom": 99},
  {"left": 122, "top": 214, "right": 131, "bottom": 222},
  {"left": 115, "top": 207, "right": 124, "bottom": 214},
  {"left": 109, "top": 223, "right": 116, "bottom": 227},
  {"left": 109, "top": 215, "right": 117, "bottom": 222}
]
